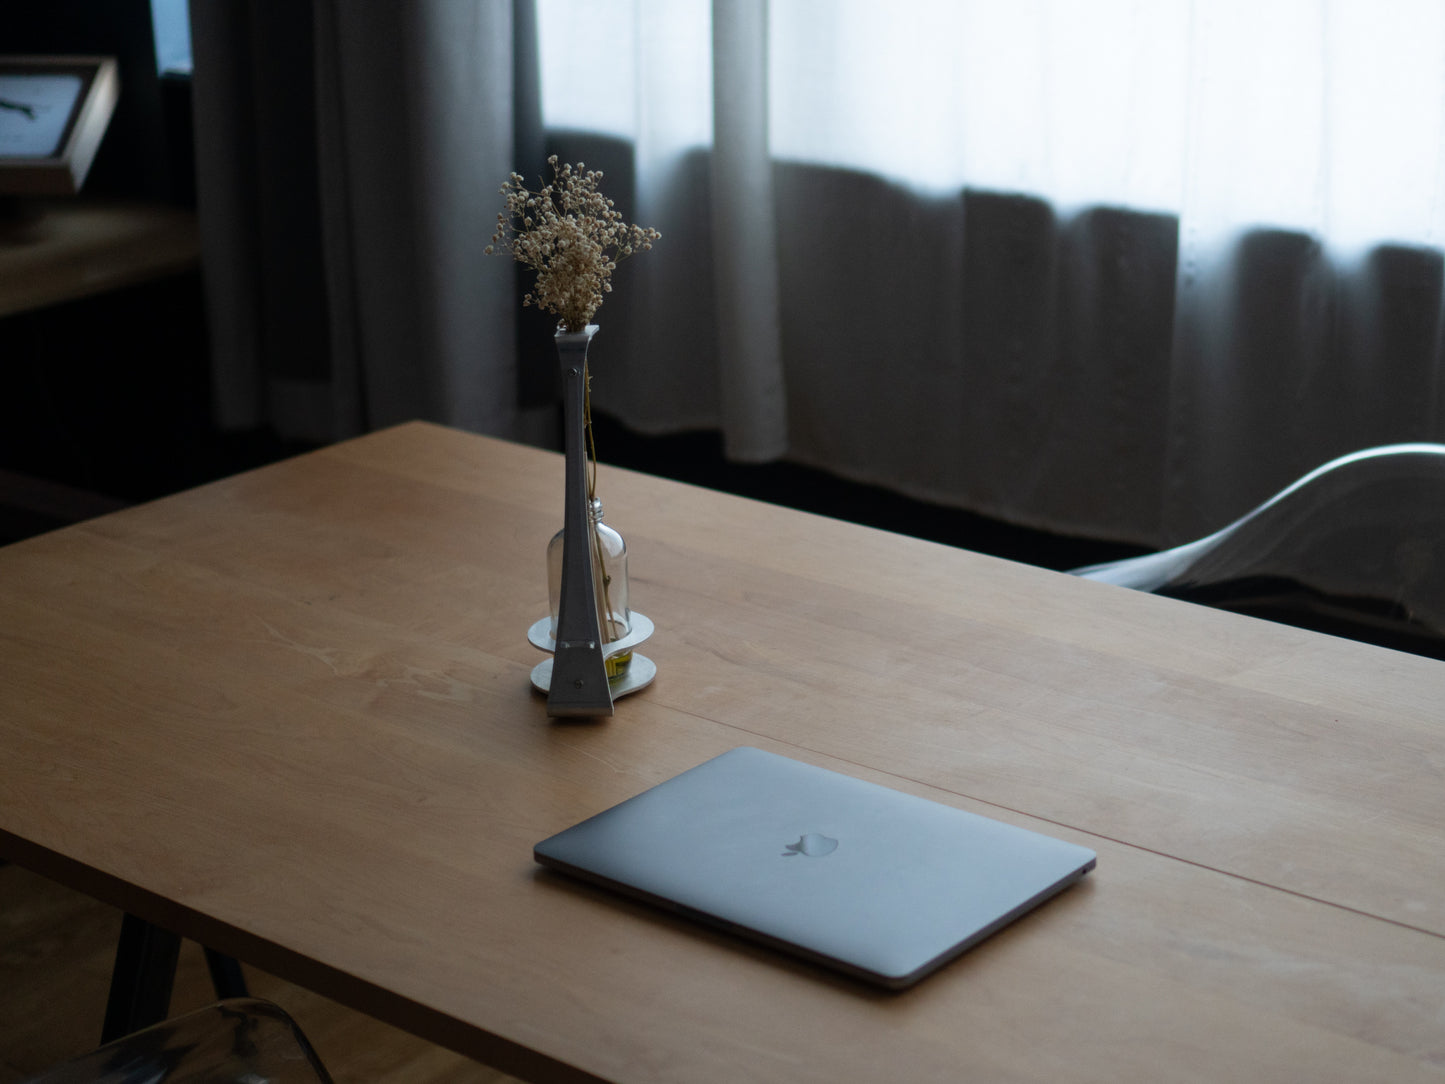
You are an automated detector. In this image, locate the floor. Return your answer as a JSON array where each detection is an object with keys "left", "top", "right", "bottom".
[{"left": 0, "top": 862, "right": 518, "bottom": 1083}]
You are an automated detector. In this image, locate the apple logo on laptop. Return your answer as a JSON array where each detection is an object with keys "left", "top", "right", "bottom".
[{"left": 782, "top": 833, "right": 838, "bottom": 857}]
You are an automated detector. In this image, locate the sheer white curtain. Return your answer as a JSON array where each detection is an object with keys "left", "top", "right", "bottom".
[{"left": 539, "top": 0, "right": 1445, "bottom": 546}]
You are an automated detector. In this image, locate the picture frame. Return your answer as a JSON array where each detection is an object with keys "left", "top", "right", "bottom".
[{"left": 0, "top": 56, "right": 119, "bottom": 196}]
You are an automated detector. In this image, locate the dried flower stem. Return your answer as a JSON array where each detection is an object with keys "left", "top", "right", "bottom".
[
  {"left": 584, "top": 364, "right": 599, "bottom": 502},
  {"left": 582, "top": 363, "right": 626, "bottom": 642}
]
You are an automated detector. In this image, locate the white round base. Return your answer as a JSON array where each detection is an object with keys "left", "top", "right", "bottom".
[{"left": 530, "top": 653, "right": 656, "bottom": 699}]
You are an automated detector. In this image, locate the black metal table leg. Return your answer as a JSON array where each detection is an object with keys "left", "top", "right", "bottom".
[
  {"left": 102, "top": 913, "right": 181, "bottom": 1044},
  {"left": 204, "top": 946, "right": 250, "bottom": 999}
]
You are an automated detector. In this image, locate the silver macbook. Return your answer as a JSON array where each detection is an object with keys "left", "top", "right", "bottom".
[{"left": 534, "top": 746, "right": 1096, "bottom": 989}]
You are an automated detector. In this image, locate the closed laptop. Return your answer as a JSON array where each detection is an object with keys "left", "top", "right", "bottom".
[{"left": 534, "top": 746, "right": 1096, "bottom": 989}]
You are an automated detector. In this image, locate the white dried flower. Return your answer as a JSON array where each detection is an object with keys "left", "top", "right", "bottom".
[{"left": 487, "top": 156, "right": 662, "bottom": 332}]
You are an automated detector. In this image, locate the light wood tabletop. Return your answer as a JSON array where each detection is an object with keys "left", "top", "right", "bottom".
[{"left": 1, "top": 421, "right": 1442, "bottom": 1082}]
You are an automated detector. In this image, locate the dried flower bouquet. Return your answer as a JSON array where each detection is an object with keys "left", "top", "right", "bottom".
[{"left": 486, "top": 156, "right": 660, "bottom": 333}]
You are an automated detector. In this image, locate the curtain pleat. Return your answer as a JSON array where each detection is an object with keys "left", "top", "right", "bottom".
[
  {"left": 192, "top": 0, "right": 528, "bottom": 446},
  {"left": 709, "top": 0, "right": 787, "bottom": 462},
  {"left": 189, "top": 0, "right": 266, "bottom": 431}
]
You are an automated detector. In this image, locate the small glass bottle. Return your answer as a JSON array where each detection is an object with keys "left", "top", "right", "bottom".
[{"left": 547, "top": 497, "right": 632, "bottom": 680}]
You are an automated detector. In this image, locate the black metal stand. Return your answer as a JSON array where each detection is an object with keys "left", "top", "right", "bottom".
[{"left": 546, "top": 325, "right": 614, "bottom": 717}]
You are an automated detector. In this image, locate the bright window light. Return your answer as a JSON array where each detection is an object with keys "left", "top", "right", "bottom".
[
  {"left": 150, "top": 0, "right": 193, "bottom": 76},
  {"left": 539, "top": 0, "right": 1445, "bottom": 250}
]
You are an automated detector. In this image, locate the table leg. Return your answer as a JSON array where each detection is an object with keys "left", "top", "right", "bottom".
[
  {"left": 204, "top": 945, "right": 250, "bottom": 1000},
  {"left": 102, "top": 913, "right": 180, "bottom": 1043},
  {"left": 101, "top": 914, "right": 252, "bottom": 1044}
]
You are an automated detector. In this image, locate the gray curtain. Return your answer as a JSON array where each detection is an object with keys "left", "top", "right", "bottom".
[
  {"left": 190, "top": 0, "right": 537, "bottom": 445},
  {"left": 191, "top": 0, "right": 1445, "bottom": 549}
]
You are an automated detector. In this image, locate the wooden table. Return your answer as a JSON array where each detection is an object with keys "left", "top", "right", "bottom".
[{"left": 2, "top": 422, "right": 1442, "bottom": 1082}]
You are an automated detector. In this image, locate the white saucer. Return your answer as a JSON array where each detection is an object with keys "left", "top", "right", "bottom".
[{"left": 529, "top": 653, "right": 657, "bottom": 698}]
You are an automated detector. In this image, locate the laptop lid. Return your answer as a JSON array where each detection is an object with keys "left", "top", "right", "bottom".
[{"left": 534, "top": 746, "right": 1096, "bottom": 989}]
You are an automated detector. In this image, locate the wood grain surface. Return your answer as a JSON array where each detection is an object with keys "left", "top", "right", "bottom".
[{"left": 2, "top": 421, "right": 1442, "bottom": 1082}]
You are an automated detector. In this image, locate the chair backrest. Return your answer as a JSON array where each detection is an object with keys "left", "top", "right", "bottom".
[
  {"left": 21, "top": 999, "right": 332, "bottom": 1084},
  {"left": 1071, "top": 444, "right": 1445, "bottom": 656}
]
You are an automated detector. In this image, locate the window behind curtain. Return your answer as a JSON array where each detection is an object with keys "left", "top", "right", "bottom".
[
  {"left": 150, "top": 0, "right": 193, "bottom": 75},
  {"left": 539, "top": 0, "right": 1445, "bottom": 256}
]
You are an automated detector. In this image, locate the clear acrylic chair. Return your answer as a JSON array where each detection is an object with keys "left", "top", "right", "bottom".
[
  {"left": 1071, "top": 444, "right": 1445, "bottom": 658},
  {"left": 20, "top": 999, "right": 332, "bottom": 1084}
]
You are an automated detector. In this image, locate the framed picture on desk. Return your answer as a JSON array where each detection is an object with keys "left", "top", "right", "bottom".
[{"left": 0, "top": 56, "right": 119, "bottom": 196}]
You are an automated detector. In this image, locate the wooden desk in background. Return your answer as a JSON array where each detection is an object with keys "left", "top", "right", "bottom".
[
  {"left": 1, "top": 422, "right": 1442, "bottom": 1082},
  {"left": 0, "top": 199, "right": 198, "bottom": 319}
]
